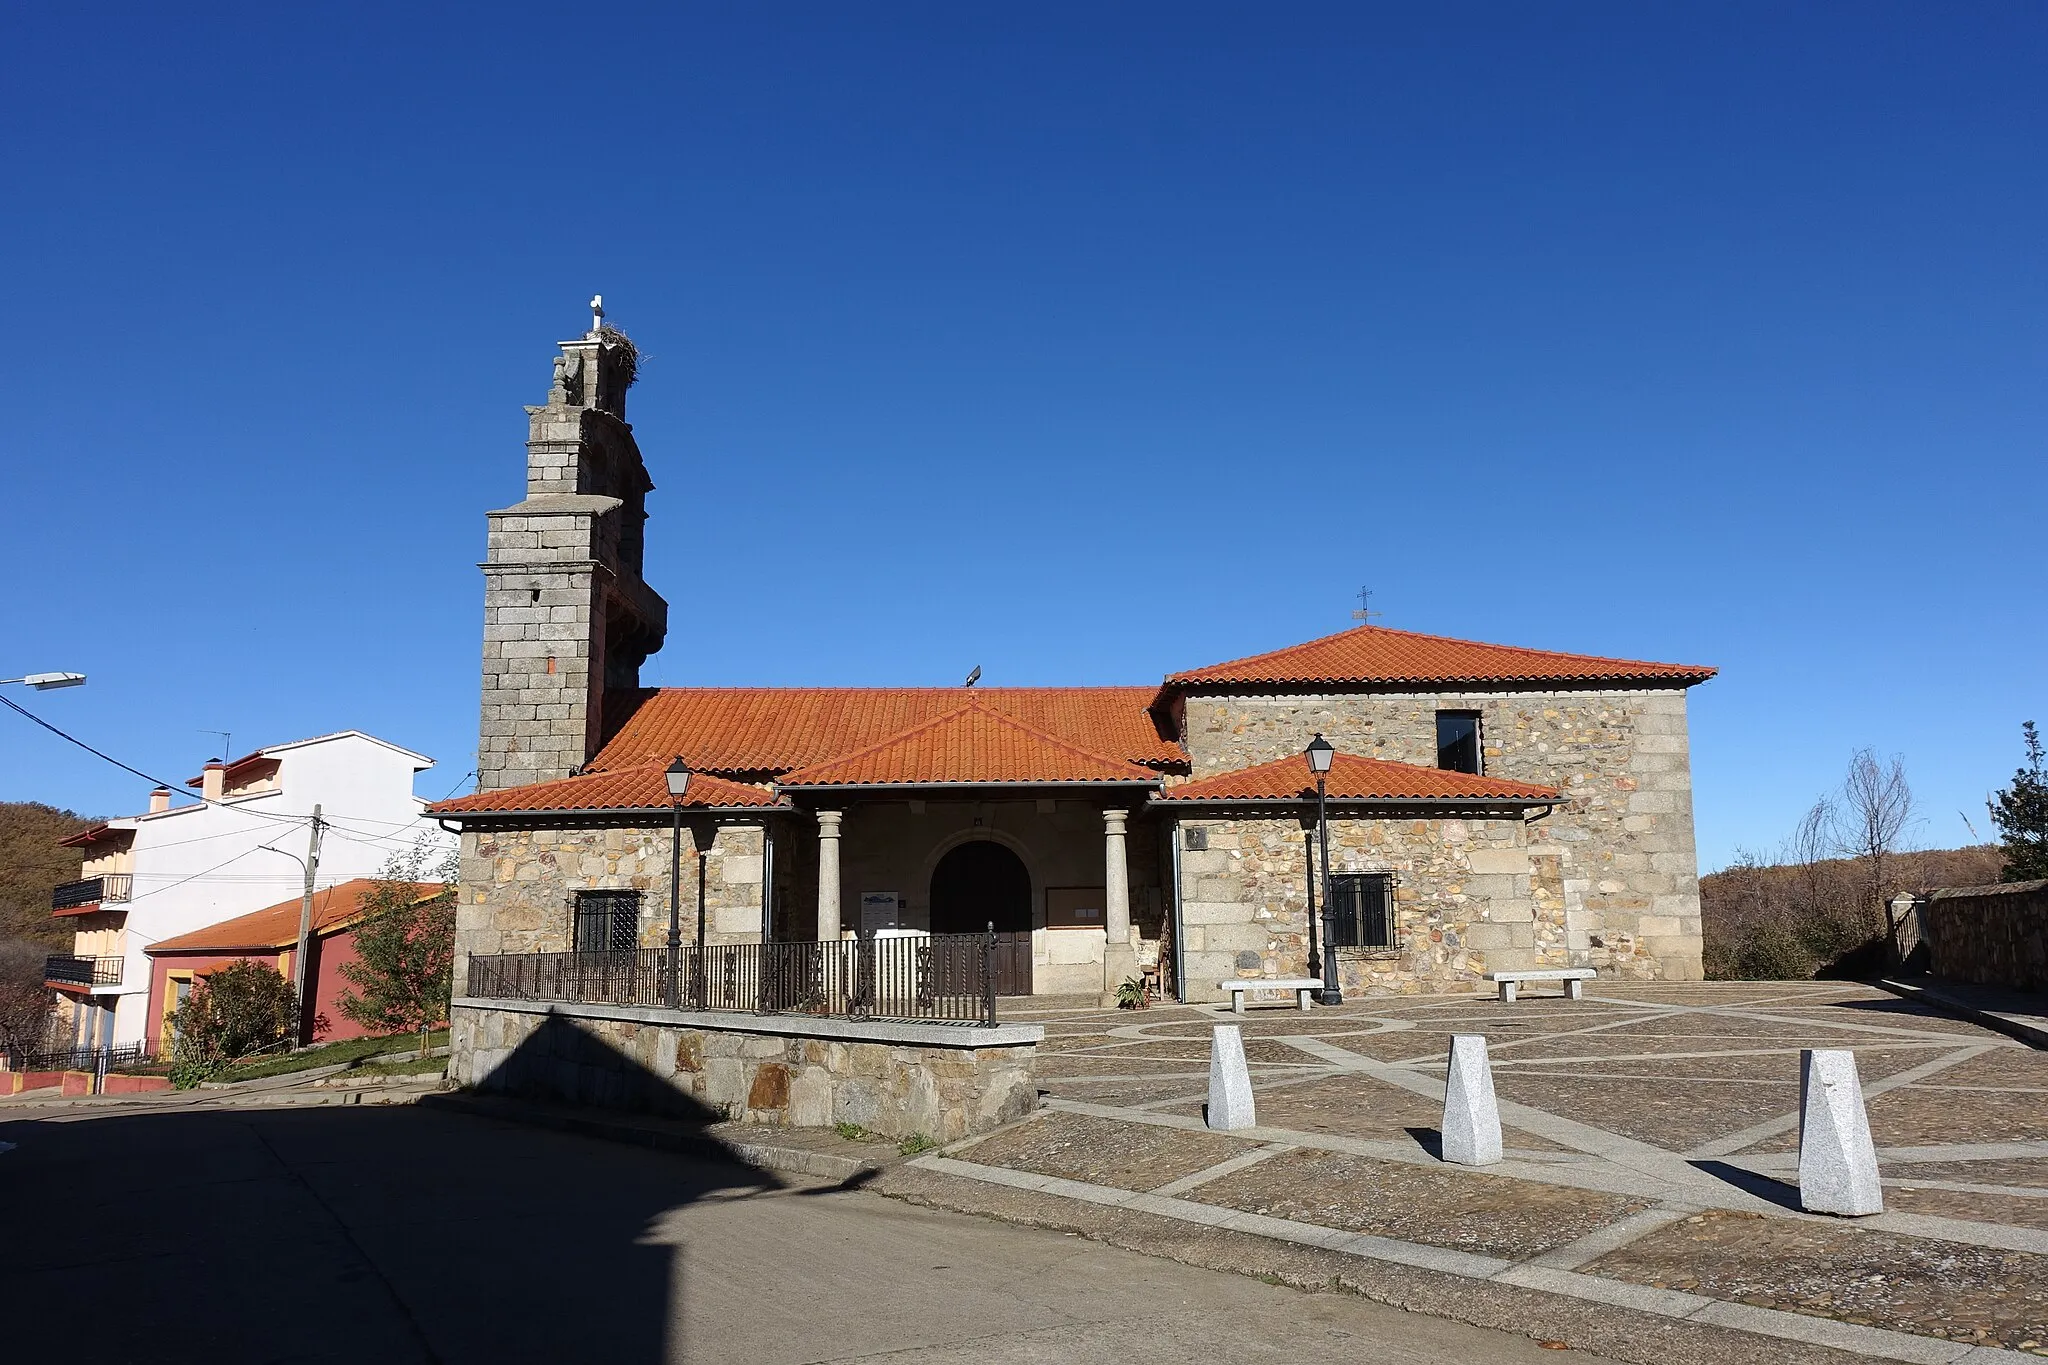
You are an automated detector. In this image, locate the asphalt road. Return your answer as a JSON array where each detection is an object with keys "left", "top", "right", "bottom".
[{"left": 0, "top": 1100, "right": 1606, "bottom": 1363}]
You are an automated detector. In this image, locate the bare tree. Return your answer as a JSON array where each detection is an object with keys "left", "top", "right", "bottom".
[
  {"left": 1788, "top": 794, "right": 1837, "bottom": 922},
  {"left": 0, "top": 937, "right": 57, "bottom": 1057},
  {"left": 1836, "top": 750, "right": 1917, "bottom": 966}
]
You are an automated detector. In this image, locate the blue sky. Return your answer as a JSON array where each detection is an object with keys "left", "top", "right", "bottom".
[{"left": 2, "top": 3, "right": 2041, "bottom": 870}]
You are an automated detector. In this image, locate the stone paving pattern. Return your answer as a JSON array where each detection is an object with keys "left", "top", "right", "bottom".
[
  {"left": 1196, "top": 1145, "right": 1645, "bottom": 1259},
  {"left": 972, "top": 983, "right": 2048, "bottom": 1355},
  {"left": 1589, "top": 1210, "right": 2048, "bottom": 1351}
]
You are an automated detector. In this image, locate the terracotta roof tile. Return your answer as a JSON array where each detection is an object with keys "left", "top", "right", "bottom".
[
  {"left": 1158, "top": 751, "right": 1560, "bottom": 804},
  {"left": 593, "top": 687, "right": 1185, "bottom": 774},
  {"left": 777, "top": 700, "right": 1161, "bottom": 788},
  {"left": 431, "top": 764, "right": 782, "bottom": 817},
  {"left": 1164, "top": 625, "right": 1715, "bottom": 692},
  {"left": 148, "top": 879, "right": 444, "bottom": 954}
]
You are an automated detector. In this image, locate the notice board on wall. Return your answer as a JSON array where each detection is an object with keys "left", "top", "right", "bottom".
[
  {"left": 1045, "top": 886, "right": 1106, "bottom": 930},
  {"left": 859, "top": 892, "right": 900, "bottom": 933}
]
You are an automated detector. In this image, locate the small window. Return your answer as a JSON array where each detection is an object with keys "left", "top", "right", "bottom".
[
  {"left": 1436, "top": 711, "right": 1482, "bottom": 774},
  {"left": 574, "top": 890, "right": 641, "bottom": 953},
  {"left": 1327, "top": 873, "right": 1396, "bottom": 950}
]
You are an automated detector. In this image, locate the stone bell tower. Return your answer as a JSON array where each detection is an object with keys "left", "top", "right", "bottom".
[{"left": 476, "top": 297, "right": 669, "bottom": 793}]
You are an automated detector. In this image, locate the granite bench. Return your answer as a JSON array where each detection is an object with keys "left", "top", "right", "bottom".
[
  {"left": 1486, "top": 968, "right": 1597, "bottom": 1003},
  {"left": 1220, "top": 978, "right": 1323, "bottom": 1013}
]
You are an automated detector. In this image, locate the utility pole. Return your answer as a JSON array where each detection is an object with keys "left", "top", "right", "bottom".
[{"left": 291, "top": 805, "right": 325, "bottom": 1032}]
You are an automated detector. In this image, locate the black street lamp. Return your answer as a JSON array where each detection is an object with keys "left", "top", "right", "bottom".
[
  {"left": 1304, "top": 734, "right": 1342, "bottom": 1005},
  {"left": 666, "top": 758, "right": 692, "bottom": 1009}
]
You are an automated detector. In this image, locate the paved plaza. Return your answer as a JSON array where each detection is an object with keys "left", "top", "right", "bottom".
[{"left": 906, "top": 981, "right": 2048, "bottom": 1361}]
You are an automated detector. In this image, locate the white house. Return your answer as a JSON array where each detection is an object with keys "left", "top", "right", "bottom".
[{"left": 47, "top": 730, "right": 455, "bottom": 1049}]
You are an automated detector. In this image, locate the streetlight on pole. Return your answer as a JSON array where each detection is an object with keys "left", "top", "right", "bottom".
[
  {"left": 0, "top": 672, "right": 87, "bottom": 689},
  {"left": 665, "top": 759, "right": 692, "bottom": 1010},
  {"left": 1304, "top": 733, "right": 1342, "bottom": 1005}
]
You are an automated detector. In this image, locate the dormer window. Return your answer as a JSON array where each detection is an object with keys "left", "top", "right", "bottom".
[{"left": 1436, "top": 711, "right": 1482, "bottom": 775}]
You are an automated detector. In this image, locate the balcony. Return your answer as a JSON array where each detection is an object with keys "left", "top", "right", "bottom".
[
  {"left": 44, "top": 955, "right": 124, "bottom": 990},
  {"left": 51, "top": 874, "right": 133, "bottom": 913}
]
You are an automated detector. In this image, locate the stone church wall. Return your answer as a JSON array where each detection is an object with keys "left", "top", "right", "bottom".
[
  {"left": 452, "top": 821, "right": 767, "bottom": 996},
  {"left": 1178, "top": 686, "right": 1703, "bottom": 985},
  {"left": 1176, "top": 813, "right": 1554, "bottom": 999}
]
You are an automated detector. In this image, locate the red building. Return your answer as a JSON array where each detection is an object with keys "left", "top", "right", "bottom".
[{"left": 144, "top": 879, "right": 442, "bottom": 1046}]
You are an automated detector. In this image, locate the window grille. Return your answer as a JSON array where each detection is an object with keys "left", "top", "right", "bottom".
[
  {"left": 573, "top": 890, "right": 641, "bottom": 953},
  {"left": 1328, "top": 872, "right": 1396, "bottom": 950}
]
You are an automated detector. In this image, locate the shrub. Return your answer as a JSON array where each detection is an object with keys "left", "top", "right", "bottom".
[{"left": 168, "top": 960, "right": 299, "bottom": 1084}]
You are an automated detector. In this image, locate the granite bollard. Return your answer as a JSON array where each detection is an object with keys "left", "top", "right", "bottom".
[
  {"left": 1441, "top": 1034, "right": 1503, "bottom": 1166},
  {"left": 1798, "top": 1048, "right": 1883, "bottom": 1215},
  {"left": 1207, "top": 1024, "right": 1256, "bottom": 1130}
]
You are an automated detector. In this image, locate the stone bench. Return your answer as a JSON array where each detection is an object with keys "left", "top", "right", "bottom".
[
  {"left": 1220, "top": 978, "right": 1324, "bottom": 1013},
  {"left": 1487, "top": 968, "right": 1597, "bottom": 1003}
]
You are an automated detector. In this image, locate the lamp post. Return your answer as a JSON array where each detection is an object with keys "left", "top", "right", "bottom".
[
  {"left": 665, "top": 759, "right": 691, "bottom": 1009},
  {"left": 0, "top": 672, "right": 87, "bottom": 689},
  {"left": 1305, "top": 734, "right": 1342, "bottom": 1005}
]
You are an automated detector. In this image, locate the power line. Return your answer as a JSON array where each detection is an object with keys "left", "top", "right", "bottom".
[{"left": 0, "top": 692, "right": 313, "bottom": 829}]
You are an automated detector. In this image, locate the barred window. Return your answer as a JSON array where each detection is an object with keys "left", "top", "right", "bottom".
[
  {"left": 574, "top": 890, "right": 641, "bottom": 953},
  {"left": 1328, "top": 873, "right": 1395, "bottom": 950}
]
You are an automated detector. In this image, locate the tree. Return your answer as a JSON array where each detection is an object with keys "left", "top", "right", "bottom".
[
  {"left": 0, "top": 937, "right": 57, "bottom": 1057},
  {"left": 1990, "top": 721, "right": 2048, "bottom": 883},
  {"left": 0, "top": 801, "right": 100, "bottom": 950},
  {"left": 1836, "top": 749, "right": 1917, "bottom": 966},
  {"left": 170, "top": 960, "right": 300, "bottom": 1072},
  {"left": 338, "top": 842, "right": 457, "bottom": 1054}
]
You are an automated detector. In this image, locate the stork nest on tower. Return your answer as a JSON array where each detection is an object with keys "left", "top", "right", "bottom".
[{"left": 597, "top": 324, "right": 642, "bottom": 389}]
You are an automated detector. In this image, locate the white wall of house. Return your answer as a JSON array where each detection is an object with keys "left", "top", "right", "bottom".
[{"left": 77, "top": 731, "right": 454, "bottom": 1046}]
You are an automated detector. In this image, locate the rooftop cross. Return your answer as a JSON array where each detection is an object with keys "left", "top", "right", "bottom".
[
  {"left": 1351, "top": 586, "right": 1381, "bottom": 625},
  {"left": 590, "top": 294, "right": 604, "bottom": 334}
]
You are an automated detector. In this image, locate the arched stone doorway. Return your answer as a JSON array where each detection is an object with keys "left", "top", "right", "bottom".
[
  {"left": 929, "top": 840, "right": 1034, "bottom": 994},
  {"left": 929, "top": 840, "right": 1031, "bottom": 935}
]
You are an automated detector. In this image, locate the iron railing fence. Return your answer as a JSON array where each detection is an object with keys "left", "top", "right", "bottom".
[
  {"left": 467, "top": 931, "right": 998, "bottom": 1027},
  {"left": 51, "top": 874, "right": 132, "bottom": 911},
  {"left": 43, "top": 955, "right": 124, "bottom": 989},
  {"left": 1, "top": 1040, "right": 160, "bottom": 1073}
]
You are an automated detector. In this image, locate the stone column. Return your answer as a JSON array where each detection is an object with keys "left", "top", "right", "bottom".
[
  {"left": 1101, "top": 807, "right": 1137, "bottom": 1004},
  {"left": 815, "top": 810, "right": 843, "bottom": 942}
]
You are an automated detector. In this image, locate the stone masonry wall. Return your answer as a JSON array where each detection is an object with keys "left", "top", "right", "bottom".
[
  {"left": 1179, "top": 687, "right": 1703, "bottom": 984},
  {"left": 451, "top": 1003, "right": 1038, "bottom": 1142},
  {"left": 1177, "top": 813, "right": 1566, "bottom": 1000},
  {"left": 1924, "top": 880, "right": 2048, "bottom": 993},
  {"left": 453, "top": 821, "right": 767, "bottom": 995}
]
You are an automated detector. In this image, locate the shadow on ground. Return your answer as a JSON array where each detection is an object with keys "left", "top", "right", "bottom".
[{"left": 0, "top": 1017, "right": 782, "bottom": 1364}]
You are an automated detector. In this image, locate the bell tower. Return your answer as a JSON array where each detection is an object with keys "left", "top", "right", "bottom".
[{"left": 475, "top": 297, "right": 669, "bottom": 793}]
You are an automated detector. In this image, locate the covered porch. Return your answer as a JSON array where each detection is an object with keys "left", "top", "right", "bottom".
[{"left": 766, "top": 696, "right": 1167, "bottom": 1001}]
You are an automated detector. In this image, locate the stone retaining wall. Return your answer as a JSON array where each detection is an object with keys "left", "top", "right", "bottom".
[
  {"left": 450, "top": 999, "right": 1041, "bottom": 1142},
  {"left": 1924, "top": 880, "right": 2048, "bottom": 993}
]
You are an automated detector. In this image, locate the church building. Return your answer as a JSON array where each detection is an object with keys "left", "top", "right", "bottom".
[{"left": 433, "top": 307, "right": 1715, "bottom": 1004}]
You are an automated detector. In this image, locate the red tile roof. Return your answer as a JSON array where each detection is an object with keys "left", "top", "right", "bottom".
[
  {"left": 430, "top": 764, "right": 783, "bottom": 817},
  {"left": 1158, "top": 751, "right": 1561, "bottom": 805},
  {"left": 593, "top": 687, "right": 1184, "bottom": 774},
  {"left": 58, "top": 823, "right": 128, "bottom": 849},
  {"left": 777, "top": 699, "right": 1162, "bottom": 788},
  {"left": 1164, "top": 625, "right": 1715, "bottom": 692},
  {"left": 148, "top": 880, "right": 445, "bottom": 954}
]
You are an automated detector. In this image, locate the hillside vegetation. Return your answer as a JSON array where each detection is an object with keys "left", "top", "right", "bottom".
[
  {"left": 1701, "top": 844, "right": 2003, "bottom": 980},
  {"left": 1, "top": 800, "right": 99, "bottom": 950}
]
